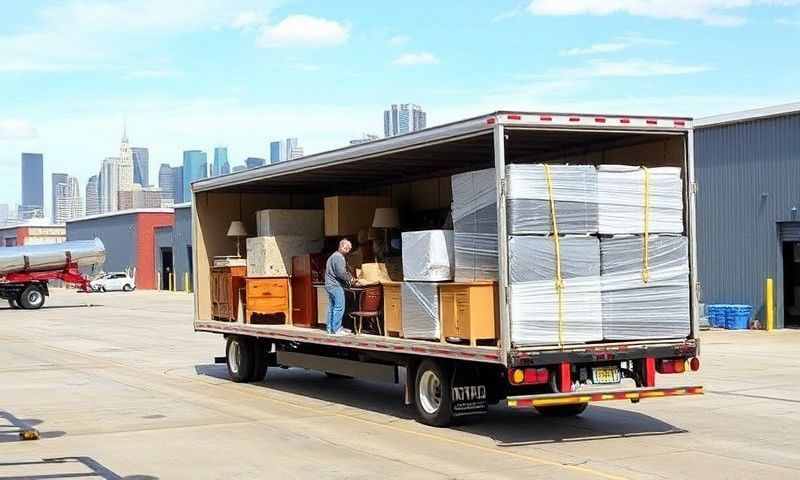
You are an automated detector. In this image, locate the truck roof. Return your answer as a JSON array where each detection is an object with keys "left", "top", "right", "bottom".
[{"left": 192, "top": 110, "right": 693, "bottom": 194}]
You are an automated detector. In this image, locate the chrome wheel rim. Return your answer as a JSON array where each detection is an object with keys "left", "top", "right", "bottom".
[
  {"left": 228, "top": 341, "right": 241, "bottom": 375},
  {"left": 419, "top": 370, "right": 442, "bottom": 415},
  {"left": 28, "top": 291, "right": 42, "bottom": 306}
]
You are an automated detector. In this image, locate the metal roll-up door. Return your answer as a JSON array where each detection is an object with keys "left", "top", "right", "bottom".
[{"left": 779, "top": 222, "right": 800, "bottom": 242}]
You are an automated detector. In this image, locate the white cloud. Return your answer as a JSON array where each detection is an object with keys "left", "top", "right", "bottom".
[
  {"left": 563, "top": 59, "right": 713, "bottom": 78},
  {"left": 560, "top": 34, "right": 674, "bottom": 56},
  {"left": 492, "top": 5, "right": 527, "bottom": 22},
  {"left": 388, "top": 34, "right": 411, "bottom": 46},
  {"left": 231, "top": 11, "right": 268, "bottom": 30},
  {"left": 0, "top": 120, "right": 38, "bottom": 140},
  {"left": 392, "top": 52, "right": 440, "bottom": 66},
  {"left": 528, "top": 0, "right": 800, "bottom": 26},
  {"left": 257, "top": 15, "right": 349, "bottom": 48}
]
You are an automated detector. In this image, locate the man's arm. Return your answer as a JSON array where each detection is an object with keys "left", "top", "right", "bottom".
[{"left": 332, "top": 254, "right": 354, "bottom": 285}]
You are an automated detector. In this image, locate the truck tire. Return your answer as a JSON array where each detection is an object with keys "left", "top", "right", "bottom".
[
  {"left": 8, "top": 298, "right": 20, "bottom": 309},
  {"left": 414, "top": 359, "right": 454, "bottom": 427},
  {"left": 19, "top": 285, "right": 45, "bottom": 310},
  {"left": 226, "top": 336, "right": 254, "bottom": 383},
  {"left": 535, "top": 403, "right": 588, "bottom": 417},
  {"left": 249, "top": 341, "right": 268, "bottom": 382}
]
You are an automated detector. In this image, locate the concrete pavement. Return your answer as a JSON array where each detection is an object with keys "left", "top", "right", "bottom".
[{"left": 1, "top": 289, "right": 799, "bottom": 479}]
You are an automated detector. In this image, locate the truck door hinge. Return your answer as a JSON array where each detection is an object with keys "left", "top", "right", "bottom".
[{"left": 691, "top": 182, "right": 698, "bottom": 194}]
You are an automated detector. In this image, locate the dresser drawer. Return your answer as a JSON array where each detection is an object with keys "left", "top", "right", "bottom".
[{"left": 246, "top": 278, "right": 289, "bottom": 299}]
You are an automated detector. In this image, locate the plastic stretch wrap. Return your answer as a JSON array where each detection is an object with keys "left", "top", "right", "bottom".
[
  {"left": 597, "top": 166, "right": 683, "bottom": 234},
  {"left": 508, "top": 235, "right": 602, "bottom": 345},
  {"left": 506, "top": 164, "right": 598, "bottom": 234},
  {"left": 510, "top": 277, "right": 603, "bottom": 345},
  {"left": 508, "top": 235, "right": 599, "bottom": 283},
  {"left": 600, "top": 235, "right": 690, "bottom": 340},
  {"left": 401, "top": 230, "right": 455, "bottom": 281},
  {"left": 451, "top": 169, "right": 499, "bottom": 281},
  {"left": 401, "top": 282, "right": 440, "bottom": 340},
  {"left": 0, "top": 238, "right": 105, "bottom": 275}
]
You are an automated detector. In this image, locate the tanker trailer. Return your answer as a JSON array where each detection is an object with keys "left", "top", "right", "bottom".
[{"left": 0, "top": 238, "right": 106, "bottom": 310}]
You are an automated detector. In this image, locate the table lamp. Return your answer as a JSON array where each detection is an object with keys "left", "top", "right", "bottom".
[
  {"left": 226, "top": 220, "right": 248, "bottom": 258},
  {"left": 372, "top": 208, "right": 400, "bottom": 260}
]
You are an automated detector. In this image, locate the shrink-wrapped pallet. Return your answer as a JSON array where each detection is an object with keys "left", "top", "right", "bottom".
[
  {"left": 451, "top": 168, "right": 499, "bottom": 281},
  {"left": 597, "top": 166, "right": 683, "bottom": 234},
  {"left": 401, "top": 282, "right": 440, "bottom": 340},
  {"left": 256, "top": 209, "right": 324, "bottom": 237},
  {"left": 506, "top": 164, "right": 598, "bottom": 234},
  {"left": 600, "top": 235, "right": 690, "bottom": 340},
  {"left": 246, "top": 236, "right": 324, "bottom": 277},
  {"left": 401, "top": 230, "right": 455, "bottom": 281},
  {"left": 508, "top": 235, "right": 603, "bottom": 345}
]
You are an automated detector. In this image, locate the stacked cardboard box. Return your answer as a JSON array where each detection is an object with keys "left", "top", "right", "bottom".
[
  {"left": 597, "top": 166, "right": 683, "bottom": 234},
  {"left": 246, "top": 237, "right": 324, "bottom": 277},
  {"left": 508, "top": 235, "right": 602, "bottom": 345},
  {"left": 256, "top": 209, "right": 324, "bottom": 237},
  {"left": 600, "top": 235, "right": 690, "bottom": 340},
  {"left": 324, "top": 196, "right": 391, "bottom": 237},
  {"left": 401, "top": 230, "right": 455, "bottom": 281}
]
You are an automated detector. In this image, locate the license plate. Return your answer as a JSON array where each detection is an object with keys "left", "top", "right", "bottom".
[{"left": 592, "top": 366, "right": 621, "bottom": 384}]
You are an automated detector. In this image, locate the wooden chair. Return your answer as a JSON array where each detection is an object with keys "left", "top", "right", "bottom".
[{"left": 350, "top": 286, "right": 383, "bottom": 335}]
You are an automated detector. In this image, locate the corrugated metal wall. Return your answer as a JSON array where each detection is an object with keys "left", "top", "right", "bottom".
[
  {"left": 173, "top": 206, "right": 193, "bottom": 291},
  {"left": 67, "top": 214, "right": 137, "bottom": 277},
  {"left": 695, "top": 112, "right": 800, "bottom": 327}
]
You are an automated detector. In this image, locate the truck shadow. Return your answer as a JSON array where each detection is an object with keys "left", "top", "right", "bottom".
[
  {"left": 0, "top": 411, "right": 66, "bottom": 443},
  {"left": 195, "top": 364, "right": 687, "bottom": 444},
  {"left": 0, "top": 456, "right": 157, "bottom": 479}
]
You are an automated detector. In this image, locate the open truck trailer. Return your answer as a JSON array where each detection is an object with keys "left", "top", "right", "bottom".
[{"left": 191, "top": 111, "right": 703, "bottom": 427}]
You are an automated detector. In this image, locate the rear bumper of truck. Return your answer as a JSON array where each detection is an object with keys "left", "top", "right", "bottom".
[{"left": 507, "top": 385, "right": 703, "bottom": 408}]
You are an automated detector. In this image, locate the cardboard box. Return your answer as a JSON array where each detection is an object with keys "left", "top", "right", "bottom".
[
  {"left": 256, "top": 209, "right": 324, "bottom": 237},
  {"left": 246, "top": 236, "right": 324, "bottom": 278},
  {"left": 324, "top": 196, "right": 391, "bottom": 237}
]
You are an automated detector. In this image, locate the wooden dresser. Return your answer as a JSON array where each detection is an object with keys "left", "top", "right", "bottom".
[
  {"left": 211, "top": 265, "right": 246, "bottom": 322},
  {"left": 290, "top": 255, "right": 325, "bottom": 328},
  {"left": 382, "top": 282, "right": 403, "bottom": 337},
  {"left": 245, "top": 277, "right": 290, "bottom": 325},
  {"left": 439, "top": 282, "right": 498, "bottom": 346}
]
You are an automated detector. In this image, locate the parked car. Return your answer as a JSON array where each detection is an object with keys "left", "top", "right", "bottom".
[{"left": 91, "top": 272, "right": 136, "bottom": 292}]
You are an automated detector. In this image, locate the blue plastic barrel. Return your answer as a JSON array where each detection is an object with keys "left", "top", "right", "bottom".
[{"left": 725, "top": 305, "right": 752, "bottom": 330}]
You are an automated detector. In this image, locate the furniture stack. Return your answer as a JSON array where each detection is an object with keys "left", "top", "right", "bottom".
[{"left": 450, "top": 169, "right": 499, "bottom": 282}]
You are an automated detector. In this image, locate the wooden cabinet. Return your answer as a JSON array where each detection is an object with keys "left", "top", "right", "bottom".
[
  {"left": 211, "top": 266, "right": 246, "bottom": 322},
  {"left": 439, "top": 283, "right": 498, "bottom": 346},
  {"left": 316, "top": 285, "right": 329, "bottom": 325},
  {"left": 246, "top": 277, "right": 290, "bottom": 325},
  {"left": 382, "top": 282, "right": 403, "bottom": 337},
  {"left": 291, "top": 255, "right": 324, "bottom": 328}
]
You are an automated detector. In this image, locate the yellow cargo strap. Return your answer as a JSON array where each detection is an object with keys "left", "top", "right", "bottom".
[
  {"left": 543, "top": 165, "right": 565, "bottom": 348},
  {"left": 642, "top": 167, "right": 650, "bottom": 284}
]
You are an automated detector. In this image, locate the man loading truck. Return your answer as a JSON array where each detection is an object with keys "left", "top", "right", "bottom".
[{"left": 324, "top": 238, "right": 355, "bottom": 335}]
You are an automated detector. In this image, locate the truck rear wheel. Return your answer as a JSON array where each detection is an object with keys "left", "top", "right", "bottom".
[
  {"left": 226, "top": 336, "right": 254, "bottom": 383},
  {"left": 250, "top": 341, "right": 268, "bottom": 382},
  {"left": 8, "top": 298, "right": 20, "bottom": 309},
  {"left": 414, "top": 360, "right": 454, "bottom": 427},
  {"left": 535, "top": 403, "right": 588, "bottom": 417},
  {"left": 19, "top": 285, "right": 45, "bottom": 310}
]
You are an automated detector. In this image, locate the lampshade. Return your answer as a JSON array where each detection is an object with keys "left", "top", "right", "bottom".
[
  {"left": 226, "top": 221, "right": 248, "bottom": 237},
  {"left": 372, "top": 208, "right": 400, "bottom": 228}
]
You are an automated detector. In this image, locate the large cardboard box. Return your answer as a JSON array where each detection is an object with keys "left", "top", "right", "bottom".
[
  {"left": 324, "top": 196, "right": 391, "bottom": 237},
  {"left": 246, "top": 236, "right": 324, "bottom": 278},
  {"left": 256, "top": 209, "right": 324, "bottom": 237}
]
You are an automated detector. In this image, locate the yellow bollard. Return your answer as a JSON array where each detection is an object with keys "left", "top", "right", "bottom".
[
  {"left": 766, "top": 278, "right": 775, "bottom": 331},
  {"left": 157, "top": 272, "right": 162, "bottom": 291},
  {"left": 184, "top": 272, "right": 190, "bottom": 293},
  {"left": 169, "top": 272, "right": 174, "bottom": 292}
]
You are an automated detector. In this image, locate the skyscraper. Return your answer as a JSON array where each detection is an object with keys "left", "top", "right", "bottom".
[
  {"left": 132, "top": 147, "right": 150, "bottom": 186},
  {"left": 245, "top": 157, "right": 266, "bottom": 169},
  {"left": 172, "top": 166, "right": 184, "bottom": 204},
  {"left": 270, "top": 141, "right": 285, "bottom": 164},
  {"left": 51, "top": 173, "right": 69, "bottom": 223},
  {"left": 54, "top": 176, "right": 83, "bottom": 223},
  {"left": 0, "top": 203, "right": 9, "bottom": 226},
  {"left": 285, "top": 138, "right": 304, "bottom": 160},
  {"left": 384, "top": 104, "right": 427, "bottom": 137},
  {"left": 182, "top": 150, "right": 207, "bottom": 202},
  {"left": 86, "top": 175, "right": 100, "bottom": 216},
  {"left": 213, "top": 147, "right": 230, "bottom": 176},
  {"left": 158, "top": 163, "right": 175, "bottom": 205},
  {"left": 100, "top": 156, "right": 120, "bottom": 213},
  {"left": 119, "top": 125, "right": 134, "bottom": 191},
  {"left": 20, "top": 153, "right": 44, "bottom": 219}
]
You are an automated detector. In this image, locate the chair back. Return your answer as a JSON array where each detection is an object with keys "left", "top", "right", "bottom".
[{"left": 359, "top": 286, "right": 383, "bottom": 313}]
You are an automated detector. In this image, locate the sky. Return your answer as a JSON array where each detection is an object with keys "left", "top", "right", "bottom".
[{"left": 1, "top": 0, "right": 799, "bottom": 213}]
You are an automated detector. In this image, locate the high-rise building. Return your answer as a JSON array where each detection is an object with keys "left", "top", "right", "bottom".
[
  {"left": 51, "top": 173, "right": 69, "bottom": 222},
  {"left": 232, "top": 165, "right": 246, "bottom": 173},
  {"left": 0, "top": 203, "right": 9, "bottom": 226},
  {"left": 269, "top": 138, "right": 304, "bottom": 163},
  {"left": 118, "top": 185, "right": 163, "bottom": 210},
  {"left": 182, "top": 150, "right": 207, "bottom": 202},
  {"left": 119, "top": 125, "right": 134, "bottom": 191},
  {"left": 349, "top": 134, "right": 379, "bottom": 145},
  {"left": 86, "top": 175, "right": 101, "bottom": 216},
  {"left": 245, "top": 157, "right": 267, "bottom": 169},
  {"left": 132, "top": 147, "right": 150, "bottom": 186},
  {"left": 269, "top": 141, "right": 284, "bottom": 164},
  {"left": 158, "top": 163, "right": 175, "bottom": 204},
  {"left": 285, "top": 138, "right": 304, "bottom": 160},
  {"left": 20, "top": 153, "right": 44, "bottom": 219},
  {"left": 172, "top": 166, "right": 184, "bottom": 204},
  {"left": 100, "top": 156, "right": 120, "bottom": 213},
  {"left": 54, "top": 176, "right": 83, "bottom": 223},
  {"left": 384, "top": 104, "right": 427, "bottom": 137},
  {"left": 213, "top": 147, "right": 230, "bottom": 176}
]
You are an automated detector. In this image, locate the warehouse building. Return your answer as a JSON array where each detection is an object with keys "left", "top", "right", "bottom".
[
  {"left": 695, "top": 103, "right": 800, "bottom": 328},
  {"left": 154, "top": 203, "right": 193, "bottom": 292},
  {"left": 66, "top": 209, "right": 174, "bottom": 289},
  {"left": 0, "top": 221, "right": 65, "bottom": 247}
]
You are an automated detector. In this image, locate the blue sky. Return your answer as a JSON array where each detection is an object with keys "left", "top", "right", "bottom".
[{"left": 1, "top": 0, "right": 799, "bottom": 213}]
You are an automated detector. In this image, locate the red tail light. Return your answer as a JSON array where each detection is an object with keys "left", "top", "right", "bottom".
[
  {"left": 508, "top": 368, "right": 549, "bottom": 385},
  {"left": 656, "top": 359, "right": 687, "bottom": 374},
  {"left": 690, "top": 357, "right": 700, "bottom": 371}
]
